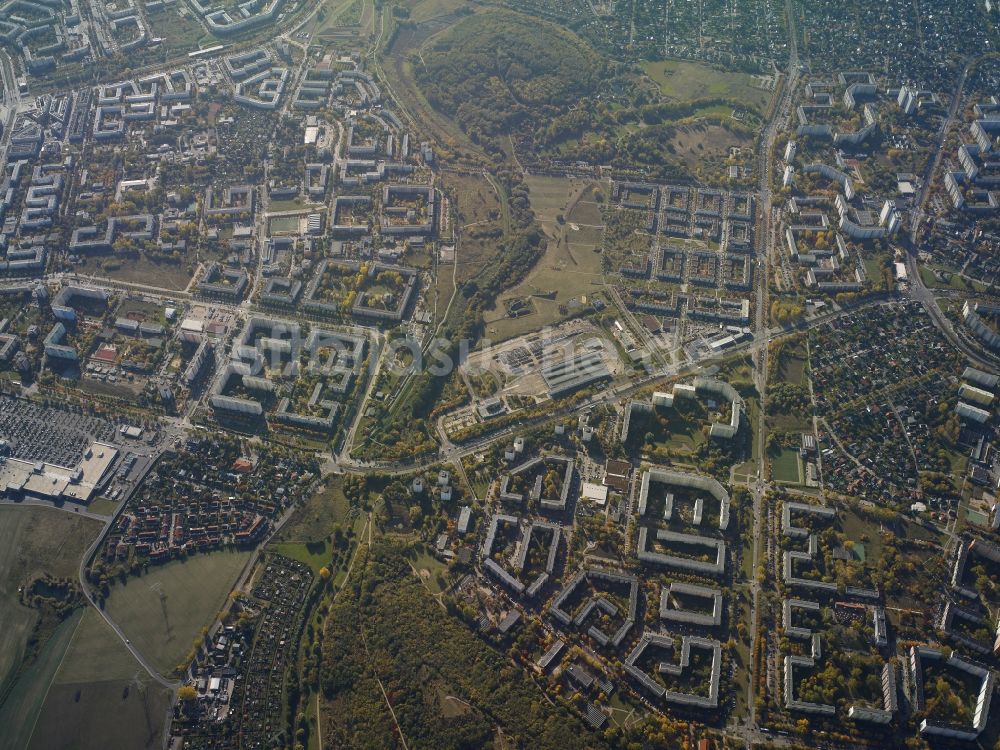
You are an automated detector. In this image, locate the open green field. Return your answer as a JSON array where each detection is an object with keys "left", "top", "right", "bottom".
[
  {"left": 641, "top": 59, "right": 773, "bottom": 114},
  {"left": 85, "top": 497, "right": 120, "bottom": 517},
  {"left": 270, "top": 198, "right": 323, "bottom": 212},
  {"left": 0, "top": 507, "right": 101, "bottom": 699},
  {"left": 310, "top": 0, "right": 370, "bottom": 36},
  {"left": 269, "top": 216, "right": 301, "bottom": 233},
  {"left": 276, "top": 477, "right": 351, "bottom": 543},
  {"left": 26, "top": 608, "right": 172, "bottom": 750},
  {"left": 485, "top": 176, "right": 607, "bottom": 341},
  {"left": 56, "top": 609, "right": 143, "bottom": 684},
  {"left": 29, "top": 679, "right": 172, "bottom": 750},
  {"left": 76, "top": 254, "right": 194, "bottom": 291},
  {"left": 141, "top": 5, "right": 213, "bottom": 56},
  {"left": 919, "top": 263, "right": 985, "bottom": 293},
  {"left": 270, "top": 541, "right": 332, "bottom": 574},
  {"left": 626, "top": 400, "right": 712, "bottom": 458},
  {"left": 103, "top": 549, "right": 251, "bottom": 674},
  {"left": 408, "top": 0, "right": 466, "bottom": 22},
  {"left": 732, "top": 593, "right": 752, "bottom": 718},
  {"left": 771, "top": 448, "right": 803, "bottom": 484},
  {"left": 442, "top": 171, "right": 503, "bottom": 282},
  {"left": 523, "top": 175, "right": 607, "bottom": 226},
  {"left": 405, "top": 544, "right": 453, "bottom": 595},
  {"left": 778, "top": 356, "right": 807, "bottom": 385},
  {"left": 776, "top": 341, "right": 809, "bottom": 386}
]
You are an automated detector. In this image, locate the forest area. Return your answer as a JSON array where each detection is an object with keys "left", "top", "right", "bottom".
[{"left": 319, "top": 540, "right": 612, "bottom": 749}]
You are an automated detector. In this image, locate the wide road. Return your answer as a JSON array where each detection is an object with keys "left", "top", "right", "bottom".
[
  {"left": 0, "top": 50, "right": 20, "bottom": 163},
  {"left": 746, "top": 0, "right": 800, "bottom": 734}
]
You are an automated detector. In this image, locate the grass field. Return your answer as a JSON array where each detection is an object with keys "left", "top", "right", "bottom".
[
  {"left": 641, "top": 60, "right": 773, "bottom": 114},
  {"left": 0, "top": 507, "right": 101, "bottom": 699},
  {"left": 146, "top": 5, "right": 214, "bottom": 56},
  {"left": 57, "top": 609, "right": 143, "bottom": 684},
  {"left": 311, "top": 0, "right": 368, "bottom": 35},
  {"left": 408, "top": 0, "right": 466, "bottom": 21},
  {"left": 76, "top": 254, "right": 194, "bottom": 290},
  {"left": 485, "top": 176, "right": 607, "bottom": 341},
  {"left": 269, "top": 216, "right": 301, "bottom": 233},
  {"left": 275, "top": 477, "right": 351, "bottom": 544},
  {"left": 442, "top": 171, "right": 504, "bottom": 283},
  {"left": 919, "top": 263, "right": 985, "bottom": 293},
  {"left": 732, "top": 593, "right": 752, "bottom": 718},
  {"left": 626, "top": 400, "right": 711, "bottom": 457},
  {"left": 433, "top": 270, "right": 456, "bottom": 328},
  {"left": 269, "top": 541, "right": 332, "bottom": 574},
  {"left": 29, "top": 680, "right": 172, "bottom": 750},
  {"left": 26, "top": 609, "right": 172, "bottom": 750},
  {"left": 668, "top": 123, "right": 755, "bottom": 173},
  {"left": 406, "top": 545, "right": 453, "bottom": 595},
  {"left": 103, "top": 550, "right": 251, "bottom": 674},
  {"left": 86, "top": 497, "right": 120, "bottom": 516},
  {"left": 269, "top": 198, "right": 322, "bottom": 213},
  {"left": 778, "top": 354, "right": 807, "bottom": 385},
  {"left": 771, "top": 448, "right": 803, "bottom": 484}
]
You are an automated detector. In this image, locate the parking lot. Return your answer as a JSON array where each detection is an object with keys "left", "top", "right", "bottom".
[{"left": 0, "top": 396, "right": 117, "bottom": 467}]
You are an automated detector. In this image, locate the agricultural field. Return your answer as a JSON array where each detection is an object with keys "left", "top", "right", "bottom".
[
  {"left": 103, "top": 550, "right": 252, "bottom": 674},
  {"left": 0, "top": 610, "right": 83, "bottom": 750},
  {"left": 0, "top": 507, "right": 101, "bottom": 700},
  {"left": 27, "top": 609, "right": 173, "bottom": 750}
]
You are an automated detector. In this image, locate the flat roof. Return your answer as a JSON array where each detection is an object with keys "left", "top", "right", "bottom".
[
  {"left": 582, "top": 482, "right": 609, "bottom": 505},
  {"left": 0, "top": 441, "right": 118, "bottom": 503}
]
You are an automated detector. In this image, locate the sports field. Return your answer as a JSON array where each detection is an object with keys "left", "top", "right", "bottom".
[{"left": 771, "top": 448, "right": 803, "bottom": 484}]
